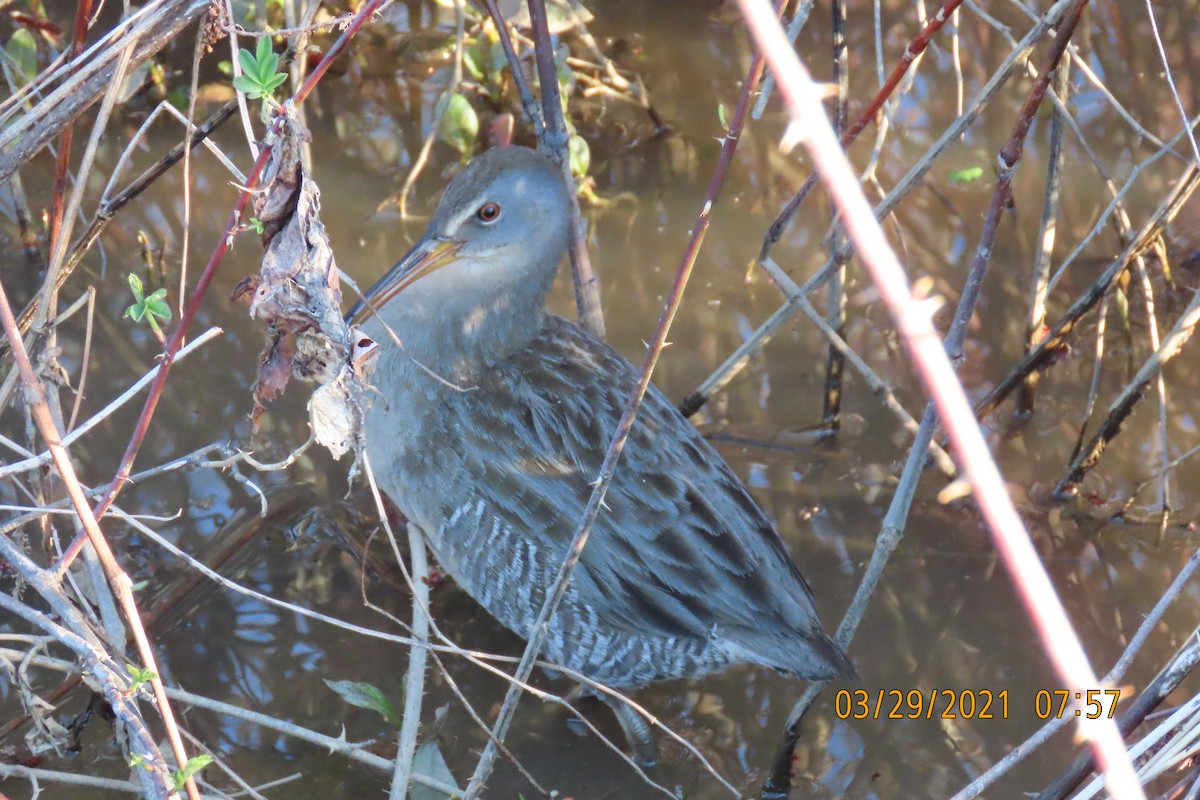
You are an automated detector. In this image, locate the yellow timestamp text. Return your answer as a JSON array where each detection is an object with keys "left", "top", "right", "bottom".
[
  {"left": 834, "top": 689, "right": 1009, "bottom": 720},
  {"left": 1034, "top": 688, "right": 1121, "bottom": 719}
]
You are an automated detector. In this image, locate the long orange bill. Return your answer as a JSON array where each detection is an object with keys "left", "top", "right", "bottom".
[{"left": 347, "top": 236, "right": 462, "bottom": 324}]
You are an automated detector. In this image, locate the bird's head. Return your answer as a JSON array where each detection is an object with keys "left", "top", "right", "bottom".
[{"left": 350, "top": 146, "right": 571, "bottom": 329}]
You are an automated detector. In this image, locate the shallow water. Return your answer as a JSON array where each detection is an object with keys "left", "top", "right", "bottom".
[{"left": 3, "top": 0, "right": 1200, "bottom": 797}]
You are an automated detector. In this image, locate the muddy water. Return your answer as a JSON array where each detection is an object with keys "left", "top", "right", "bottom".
[{"left": 4, "top": 0, "right": 1200, "bottom": 797}]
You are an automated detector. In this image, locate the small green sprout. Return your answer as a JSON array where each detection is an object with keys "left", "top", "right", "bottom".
[
  {"left": 124, "top": 663, "right": 157, "bottom": 693},
  {"left": 436, "top": 92, "right": 479, "bottom": 156},
  {"left": 324, "top": 678, "right": 403, "bottom": 727},
  {"left": 123, "top": 273, "right": 171, "bottom": 336},
  {"left": 6, "top": 29, "right": 38, "bottom": 88},
  {"left": 568, "top": 134, "right": 590, "bottom": 180},
  {"left": 173, "top": 754, "right": 214, "bottom": 792},
  {"left": 232, "top": 36, "right": 287, "bottom": 105},
  {"left": 248, "top": 216, "right": 264, "bottom": 235},
  {"left": 948, "top": 166, "right": 985, "bottom": 184}
]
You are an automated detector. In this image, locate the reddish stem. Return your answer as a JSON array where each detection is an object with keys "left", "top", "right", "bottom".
[{"left": 46, "top": 0, "right": 95, "bottom": 262}]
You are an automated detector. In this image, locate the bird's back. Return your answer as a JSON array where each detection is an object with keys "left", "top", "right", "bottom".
[{"left": 367, "top": 313, "right": 852, "bottom": 686}]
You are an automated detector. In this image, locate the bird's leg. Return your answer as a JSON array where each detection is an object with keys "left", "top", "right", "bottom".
[{"left": 596, "top": 692, "right": 659, "bottom": 768}]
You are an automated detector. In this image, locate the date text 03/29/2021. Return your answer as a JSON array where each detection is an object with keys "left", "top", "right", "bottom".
[{"left": 833, "top": 688, "right": 1123, "bottom": 721}]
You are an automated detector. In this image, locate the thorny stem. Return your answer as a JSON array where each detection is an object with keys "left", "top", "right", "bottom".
[{"left": 459, "top": 3, "right": 786, "bottom": 795}]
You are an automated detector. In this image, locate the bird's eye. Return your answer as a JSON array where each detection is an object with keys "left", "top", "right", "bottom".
[{"left": 476, "top": 202, "right": 501, "bottom": 223}]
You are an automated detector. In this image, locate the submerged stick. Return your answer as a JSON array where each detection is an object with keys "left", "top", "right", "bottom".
[{"left": 1055, "top": 286, "right": 1200, "bottom": 496}]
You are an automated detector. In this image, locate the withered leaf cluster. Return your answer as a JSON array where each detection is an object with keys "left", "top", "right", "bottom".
[{"left": 237, "top": 104, "right": 378, "bottom": 462}]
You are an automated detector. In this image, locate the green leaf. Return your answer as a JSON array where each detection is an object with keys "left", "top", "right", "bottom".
[
  {"left": 125, "top": 303, "right": 146, "bottom": 323},
  {"left": 127, "top": 273, "right": 145, "bottom": 302},
  {"left": 124, "top": 664, "right": 156, "bottom": 679},
  {"left": 436, "top": 92, "right": 478, "bottom": 155},
  {"left": 145, "top": 298, "right": 172, "bottom": 321},
  {"left": 172, "top": 754, "right": 214, "bottom": 791},
  {"left": 568, "top": 134, "right": 590, "bottom": 180},
  {"left": 217, "top": 59, "right": 233, "bottom": 76},
  {"left": 948, "top": 166, "right": 984, "bottom": 184},
  {"left": 237, "top": 47, "right": 259, "bottom": 80},
  {"left": 233, "top": 38, "right": 286, "bottom": 103},
  {"left": 6, "top": 29, "right": 38, "bottom": 87},
  {"left": 260, "top": 51, "right": 279, "bottom": 81},
  {"left": 256, "top": 34, "right": 272, "bottom": 66},
  {"left": 717, "top": 102, "right": 729, "bottom": 132},
  {"left": 263, "top": 72, "right": 288, "bottom": 93},
  {"left": 462, "top": 44, "right": 484, "bottom": 80},
  {"left": 232, "top": 74, "right": 260, "bottom": 98},
  {"left": 324, "top": 679, "right": 403, "bottom": 727}
]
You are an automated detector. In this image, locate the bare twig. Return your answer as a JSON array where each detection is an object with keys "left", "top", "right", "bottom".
[
  {"left": 1017, "top": 57, "right": 1071, "bottom": 416},
  {"left": 525, "top": 0, "right": 605, "bottom": 337}
]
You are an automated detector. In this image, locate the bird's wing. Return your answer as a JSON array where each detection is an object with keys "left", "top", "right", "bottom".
[{"left": 446, "top": 315, "right": 829, "bottom": 648}]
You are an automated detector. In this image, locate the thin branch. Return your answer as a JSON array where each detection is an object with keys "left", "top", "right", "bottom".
[{"left": 526, "top": 0, "right": 605, "bottom": 337}]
